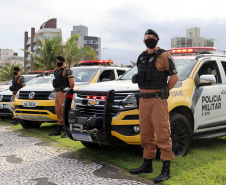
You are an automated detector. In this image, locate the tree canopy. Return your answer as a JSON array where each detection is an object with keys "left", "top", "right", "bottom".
[
  {"left": 0, "top": 62, "right": 27, "bottom": 81},
  {"left": 22, "top": 35, "right": 96, "bottom": 70}
]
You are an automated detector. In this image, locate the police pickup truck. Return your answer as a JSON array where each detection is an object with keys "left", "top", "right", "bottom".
[
  {"left": 14, "top": 60, "right": 129, "bottom": 129},
  {"left": 64, "top": 47, "right": 226, "bottom": 157}
]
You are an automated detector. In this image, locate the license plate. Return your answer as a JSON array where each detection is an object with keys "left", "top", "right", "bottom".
[
  {"left": 0, "top": 104, "right": 3, "bottom": 109},
  {"left": 22, "top": 101, "right": 38, "bottom": 107},
  {"left": 72, "top": 132, "right": 93, "bottom": 142}
]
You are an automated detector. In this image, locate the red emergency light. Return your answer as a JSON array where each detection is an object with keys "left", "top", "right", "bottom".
[
  {"left": 167, "top": 47, "right": 216, "bottom": 55},
  {"left": 86, "top": 95, "right": 106, "bottom": 100},
  {"left": 79, "top": 60, "right": 113, "bottom": 65}
]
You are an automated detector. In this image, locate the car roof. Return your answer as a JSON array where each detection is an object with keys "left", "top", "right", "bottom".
[{"left": 70, "top": 66, "right": 130, "bottom": 70}]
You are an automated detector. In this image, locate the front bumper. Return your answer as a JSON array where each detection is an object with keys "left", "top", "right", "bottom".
[
  {"left": 14, "top": 99, "right": 57, "bottom": 122},
  {"left": 0, "top": 102, "right": 14, "bottom": 118},
  {"left": 64, "top": 89, "right": 141, "bottom": 146}
]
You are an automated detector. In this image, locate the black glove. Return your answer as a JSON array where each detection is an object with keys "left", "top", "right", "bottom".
[{"left": 9, "top": 86, "right": 13, "bottom": 91}]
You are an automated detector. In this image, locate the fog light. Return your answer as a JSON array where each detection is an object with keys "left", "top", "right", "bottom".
[{"left": 133, "top": 126, "right": 140, "bottom": 133}]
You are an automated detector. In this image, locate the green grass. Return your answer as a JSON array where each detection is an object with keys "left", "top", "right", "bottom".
[{"left": 1, "top": 118, "right": 226, "bottom": 185}]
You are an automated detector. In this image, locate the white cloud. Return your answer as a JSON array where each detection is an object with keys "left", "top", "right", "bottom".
[{"left": 1, "top": 0, "right": 226, "bottom": 64}]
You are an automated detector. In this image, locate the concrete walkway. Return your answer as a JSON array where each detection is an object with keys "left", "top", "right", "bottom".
[{"left": 0, "top": 126, "right": 153, "bottom": 185}]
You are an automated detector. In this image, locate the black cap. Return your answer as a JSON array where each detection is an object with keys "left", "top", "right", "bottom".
[
  {"left": 13, "top": 67, "right": 20, "bottom": 71},
  {"left": 145, "top": 29, "right": 159, "bottom": 40},
  {"left": 57, "top": 56, "right": 65, "bottom": 62}
]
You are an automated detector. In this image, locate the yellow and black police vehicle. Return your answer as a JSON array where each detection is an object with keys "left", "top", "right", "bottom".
[
  {"left": 64, "top": 47, "right": 226, "bottom": 157},
  {"left": 14, "top": 60, "right": 129, "bottom": 129}
]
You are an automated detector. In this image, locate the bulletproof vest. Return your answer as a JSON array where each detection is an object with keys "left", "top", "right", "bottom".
[
  {"left": 54, "top": 67, "right": 69, "bottom": 88},
  {"left": 11, "top": 76, "right": 23, "bottom": 91},
  {"left": 137, "top": 49, "right": 168, "bottom": 89}
]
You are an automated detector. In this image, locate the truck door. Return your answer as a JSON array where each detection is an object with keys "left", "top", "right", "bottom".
[{"left": 195, "top": 60, "right": 226, "bottom": 131}]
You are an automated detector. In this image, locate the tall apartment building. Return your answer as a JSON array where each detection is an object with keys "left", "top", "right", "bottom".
[
  {"left": 171, "top": 27, "right": 215, "bottom": 48},
  {"left": 0, "top": 49, "right": 24, "bottom": 67},
  {"left": 72, "top": 25, "right": 101, "bottom": 60},
  {"left": 24, "top": 18, "right": 62, "bottom": 69}
]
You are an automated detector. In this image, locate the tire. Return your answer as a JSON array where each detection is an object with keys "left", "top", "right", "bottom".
[
  {"left": 170, "top": 113, "right": 192, "bottom": 157},
  {"left": 20, "top": 119, "right": 42, "bottom": 129},
  {"left": 81, "top": 141, "right": 102, "bottom": 149}
]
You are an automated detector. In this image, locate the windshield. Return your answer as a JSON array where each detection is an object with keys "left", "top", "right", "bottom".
[
  {"left": 71, "top": 68, "right": 99, "bottom": 82},
  {"left": 26, "top": 77, "right": 51, "bottom": 86},
  {"left": 120, "top": 58, "right": 197, "bottom": 81},
  {"left": 5, "top": 80, "right": 12, "bottom": 85},
  {"left": 5, "top": 75, "right": 37, "bottom": 85}
]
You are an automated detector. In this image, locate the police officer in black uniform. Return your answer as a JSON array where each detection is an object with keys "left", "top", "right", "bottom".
[
  {"left": 9, "top": 67, "right": 25, "bottom": 125},
  {"left": 49, "top": 56, "right": 74, "bottom": 137}
]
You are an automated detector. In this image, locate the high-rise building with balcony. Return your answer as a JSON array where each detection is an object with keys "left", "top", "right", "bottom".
[
  {"left": 171, "top": 27, "right": 214, "bottom": 48},
  {"left": 72, "top": 25, "right": 101, "bottom": 60},
  {"left": 24, "top": 18, "right": 62, "bottom": 69}
]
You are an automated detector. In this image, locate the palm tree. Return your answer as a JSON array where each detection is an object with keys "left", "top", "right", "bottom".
[
  {"left": 63, "top": 34, "right": 96, "bottom": 67},
  {"left": 0, "top": 62, "right": 27, "bottom": 81},
  {"left": 130, "top": 60, "right": 137, "bottom": 66},
  {"left": 22, "top": 36, "right": 63, "bottom": 70}
]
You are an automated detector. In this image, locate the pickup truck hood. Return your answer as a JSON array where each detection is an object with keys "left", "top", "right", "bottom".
[
  {"left": 19, "top": 82, "right": 90, "bottom": 92},
  {"left": 0, "top": 89, "right": 12, "bottom": 95},
  {"left": 78, "top": 80, "right": 139, "bottom": 92},
  {"left": 0, "top": 85, "right": 10, "bottom": 92}
]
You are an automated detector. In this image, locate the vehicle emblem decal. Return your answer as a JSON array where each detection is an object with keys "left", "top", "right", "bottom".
[
  {"left": 88, "top": 100, "right": 98, "bottom": 106},
  {"left": 28, "top": 92, "right": 35, "bottom": 99}
]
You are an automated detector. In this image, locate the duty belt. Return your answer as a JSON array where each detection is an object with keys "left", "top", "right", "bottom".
[
  {"left": 140, "top": 92, "right": 161, "bottom": 99},
  {"left": 55, "top": 88, "right": 64, "bottom": 92}
]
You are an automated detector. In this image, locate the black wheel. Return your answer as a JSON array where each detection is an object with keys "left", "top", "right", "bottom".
[
  {"left": 170, "top": 113, "right": 192, "bottom": 157},
  {"left": 81, "top": 141, "right": 102, "bottom": 149},
  {"left": 20, "top": 119, "right": 42, "bottom": 129}
]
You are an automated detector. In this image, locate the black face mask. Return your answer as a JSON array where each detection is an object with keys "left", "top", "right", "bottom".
[
  {"left": 13, "top": 72, "right": 18, "bottom": 75},
  {"left": 144, "top": 38, "right": 158, "bottom": 49},
  {"left": 57, "top": 62, "right": 63, "bottom": 67}
]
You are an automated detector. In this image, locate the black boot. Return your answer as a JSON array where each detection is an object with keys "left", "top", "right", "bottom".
[
  {"left": 13, "top": 119, "right": 20, "bottom": 125},
  {"left": 48, "top": 125, "right": 62, "bottom": 136},
  {"left": 129, "top": 158, "right": 153, "bottom": 174},
  {"left": 154, "top": 161, "right": 171, "bottom": 183},
  {"left": 10, "top": 118, "right": 17, "bottom": 124},
  {"left": 61, "top": 133, "right": 68, "bottom": 138}
]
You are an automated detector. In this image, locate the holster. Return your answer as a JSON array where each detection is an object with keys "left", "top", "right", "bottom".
[{"left": 161, "top": 87, "right": 169, "bottom": 99}]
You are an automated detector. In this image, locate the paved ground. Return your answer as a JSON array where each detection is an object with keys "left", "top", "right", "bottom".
[{"left": 0, "top": 126, "right": 153, "bottom": 185}]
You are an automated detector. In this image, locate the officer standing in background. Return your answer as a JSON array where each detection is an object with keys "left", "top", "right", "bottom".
[
  {"left": 9, "top": 67, "right": 25, "bottom": 125},
  {"left": 129, "top": 29, "right": 179, "bottom": 184},
  {"left": 49, "top": 56, "right": 74, "bottom": 137}
]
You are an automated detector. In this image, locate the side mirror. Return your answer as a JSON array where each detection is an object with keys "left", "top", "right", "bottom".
[{"left": 195, "top": 74, "right": 216, "bottom": 87}]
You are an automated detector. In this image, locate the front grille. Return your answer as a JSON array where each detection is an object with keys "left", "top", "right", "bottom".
[
  {"left": 2, "top": 95, "right": 12, "bottom": 102},
  {"left": 75, "top": 92, "right": 130, "bottom": 117},
  {"left": 19, "top": 91, "right": 51, "bottom": 100},
  {"left": 76, "top": 105, "right": 104, "bottom": 117}
]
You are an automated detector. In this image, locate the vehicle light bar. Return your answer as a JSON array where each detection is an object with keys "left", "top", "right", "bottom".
[
  {"left": 167, "top": 47, "right": 216, "bottom": 54},
  {"left": 79, "top": 60, "right": 113, "bottom": 65}
]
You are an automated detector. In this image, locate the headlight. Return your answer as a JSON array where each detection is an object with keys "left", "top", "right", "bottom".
[
  {"left": 48, "top": 91, "right": 55, "bottom": 100},
  {"left": 15, "top": 91, "right": 20, "bottom": 99},
  {"left": 0, "top": 95, "right": 3, "bottom": 101},
  {"left": 122, "top": 94, "right": 137, "bottom": 108}
]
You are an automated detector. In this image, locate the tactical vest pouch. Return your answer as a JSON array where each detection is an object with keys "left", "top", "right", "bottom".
[{"left": 132, "top": 74, "right": 138, "bottom": 83}]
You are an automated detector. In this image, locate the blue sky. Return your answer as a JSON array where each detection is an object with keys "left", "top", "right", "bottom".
[{"left": 1, "top": 0, "right": 226, "bottom": 65}]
